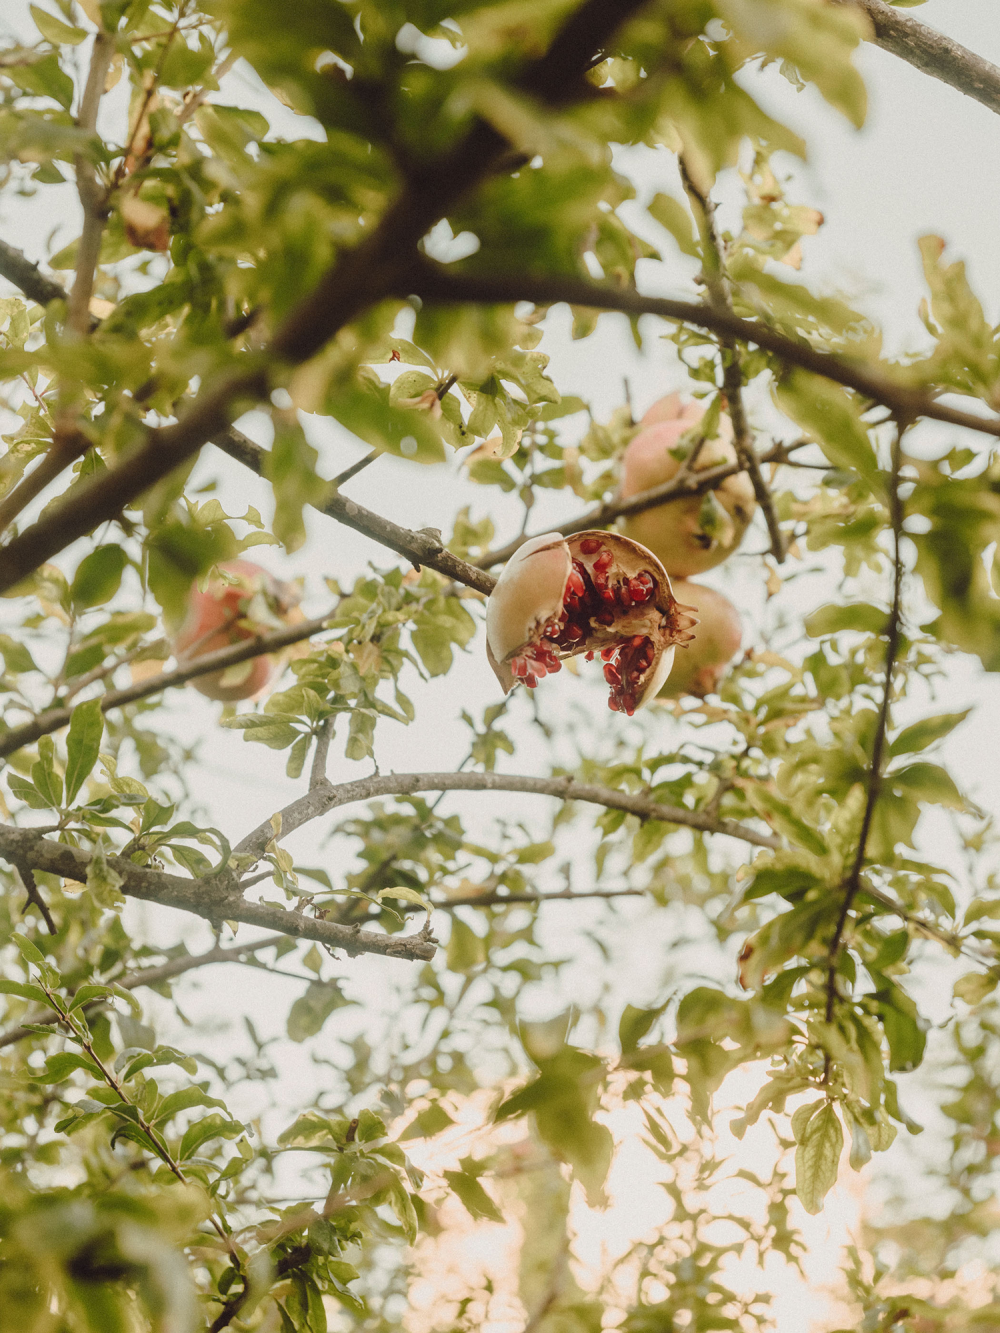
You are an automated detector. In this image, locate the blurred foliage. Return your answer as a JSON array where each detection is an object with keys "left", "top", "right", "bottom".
[{"left": 1, "top": 1, "right": 1000, "bottom": 1330}]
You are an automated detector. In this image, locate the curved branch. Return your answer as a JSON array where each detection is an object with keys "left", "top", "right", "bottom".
[
  {"left": 232, "top": 770, "right": 781, "bottom": 863},
  {"left": 837, "top": 0, "right": 1000, "bottom": 119},
  {"left": 401, "top": 264, "right": 1000, "bottom": 441},
  {"left": 0, "top": 825, "right": 437, "bottom": 962},
  {"left": 0, "top": 611, "right": 332, "bottom": 760}
]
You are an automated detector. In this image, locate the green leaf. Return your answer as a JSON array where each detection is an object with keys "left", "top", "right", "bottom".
[
  {"left": 446, "top": 916, "right": 486, "bottom": 972},
  {"left": 805, "top": 602, "right": 887, "bottom": 638},
  {"left": 744, "top": 786, "right": 828, "bottom": 856},
  {"left": 888, "top": 711, "right": 969, "bottom": 757},
  {"left": 64, "top": 698, "right": 104, "bottom": 804},
  {"left": 287, "top": 980, "right": 351, "bottom": 1042},
  {"left": 70, "top": 545, "right": 128, "bottom": 610},
  {"left": 399, "top": 1101, "right": 455, "bottom": 1141},
  {"left": 30, "top": 6, "right": 87, "bottom": 45},
  {"left": 794, "top": 1102, "right": 843, "bottom": 1215},
  {"left": 618, "top": 1002, "right": 667, "bottom": 1054},
  {"left": 179, "top": 1112, "right": 245, "bottom": 1161},
  {"left": 264, "top": 423, "right": 329, "bottom": 554},
  {"left": 775, "top": 369, "right": 880, "bottom": 488},
  {"left": 890, "top": 762, "right": 965, "bottom": 811},
  {"left": 647, "top": 192, "right": 699, "bottom": 257},
  {"left": 953, "top": 972, "right": 998, "bottom": 1006},
  {"left": 444, "top": 1168, "right": 504, "bottom": 1223}
]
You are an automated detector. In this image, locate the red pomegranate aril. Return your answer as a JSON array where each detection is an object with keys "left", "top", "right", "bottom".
[
  {"left": 580, "top": 537, "right": 602, "bottom": 555},
  {"left": 608, "top": 697, "right": 619, "bottom": 711},
  {"left": 594, "top": 548, "right": 614, "bottom": 571},
  {"left": 595, "top": 609, "right": 615, "bottom": 626},
  {"left": 601, "top": 646, "right": 618, "bottom": 661},
  {"left": 604, "top": 663, "right": 621, "bottom": 685}
]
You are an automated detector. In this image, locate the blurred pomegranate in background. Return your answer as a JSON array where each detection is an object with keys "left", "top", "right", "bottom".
[
  {"left": 657, "top": 580, "right": 742, "bottom": 700},
  {"left": 172, "top": 558, "right": 301, "bottom": 701},
  {"left": 621, "top": 393, "right": 756, "bottom": 577},
  {"left": 486, "top": 529, "right": 697, "bottom": 716}
]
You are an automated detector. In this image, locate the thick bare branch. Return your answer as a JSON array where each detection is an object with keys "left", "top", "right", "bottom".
[
  {"left": 0, "top": 611, "right": 331, "bottom": 760},
  {"left": 0, "top": 824, "right": 436, "bottom": 961},
  {"left": 0, "top": 238, "right": 67, "bottom": 307},
  {"left": 0, "top": 0, "right": 650, "bottom": 595},
  {"left": 401, "top": 264, "right": 1000, "bottom": 441},
  {"left": 232, "top": 770, "right": 781, "bottom": 864},
  {"left": 836, "top": 0, "right": 1000, "bottom": 119},
  {"left": 0, "top": 933, "right": 289, "bottom": 1050}
]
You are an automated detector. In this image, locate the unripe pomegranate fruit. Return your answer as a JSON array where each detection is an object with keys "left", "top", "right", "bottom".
[
  {"left": 621, "top": 395, "right": 756, "bottom": 578},
  {"left": 657, "top": 580, "right": 741, "bottom": 699},
  {"left": 172, "top": 559, "right": 301, "bottom": 702},
  {"left": 486, "top": 530, "right": 697, "bottom": 716}
]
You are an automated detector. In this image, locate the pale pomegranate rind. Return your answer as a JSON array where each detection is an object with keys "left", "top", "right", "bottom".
[{"left": 486, "top": 529, "right": 698, "bottom": 715}]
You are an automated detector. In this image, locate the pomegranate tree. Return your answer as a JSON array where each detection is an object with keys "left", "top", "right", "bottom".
[
  {"left": 621, "top": 394, "right": 756, "bottom": 577},
  {"left": 172, "top": 558, "right": 301, "bottom": 702},
  {"left": 657, "top": 580, "right": 742, "bottom": 700},
  {"left": 486, "top": 530, "right": 697, "bottom": 715}
]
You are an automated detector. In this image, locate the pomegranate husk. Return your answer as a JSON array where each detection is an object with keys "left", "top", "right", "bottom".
[
  {"left": 657, "top": 579, "right": 742, "bottom": 700},
  {"left": 486, "top": 529, "right": 698, "bottom": 715}
]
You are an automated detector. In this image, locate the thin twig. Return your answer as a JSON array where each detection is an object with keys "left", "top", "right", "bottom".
[
  {"left": 0, "top": 933, "right": 288, "bottom": 1050},
  {"left": 825, "top": 422, "right": 907, "bottom": 1026},
  {"left": 66, "top": 31, "right": 115, "bottom": 336},
  {"left": 0, "top": 610, "right": 330, "bottom": 760},
  {"left": 11, "top": 857, "right": 57, "bottom": 934},
  {"left": 330, "top": 448, "right": 379, "bottom": 488},
  {"left": 479, "top": 439, "right": 805, "bottom": 569},
  {"left": 679, "top": 158, "right": 785, "bottom": 562}
]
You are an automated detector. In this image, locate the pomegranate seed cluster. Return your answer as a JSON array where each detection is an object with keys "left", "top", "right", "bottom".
[{"left": 486, "top": 529, "right": 697, "bottom": 715}]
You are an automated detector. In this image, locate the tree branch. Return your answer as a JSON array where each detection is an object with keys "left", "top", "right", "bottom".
[
  {"left": 478, "top": 440, "right": 805, "bottom": 569},
  {"left": 400, "top": 263, "right": 1000, "bottom": 441},
  {"left": 232, "top": 770, "right": 781, "bottom": 864},
  {"left": 67, "top": 30, "right": 115, "bottom": 336},
  {"left": 214, "top": 427, "right": 498, "bottom": 595},
  {"left": 0, "top": 0, "right": 651, "bottom": 596},
  {"left": 0, "top": 237, "right": 67, "bottom": 306},
  {"left": 679, "top": 157, "right": 786, "bottom": 562},
  {"left": 825, "top": 422, "right": 906, "bottom": 1026},
  {"left": 0, "top": 933, "right": 288, "bottom": 1050},
  {"left": 836, "top": 0, "right": 1000, "bottom": 119},
  {"left": 0, "top": 611, "right": 331, "bottom": 760},
  {"left": 0, "top": 823, "right": 437, "bottom": 961}
]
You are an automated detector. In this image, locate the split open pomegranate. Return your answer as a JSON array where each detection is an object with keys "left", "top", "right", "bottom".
[{"left": 486, "top": 530, "right": 697, "bottom": 716}]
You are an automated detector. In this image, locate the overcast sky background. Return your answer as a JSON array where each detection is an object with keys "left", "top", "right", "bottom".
[{"left": 3, "top": 3, "right": 1000, "bottom": 1327}]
